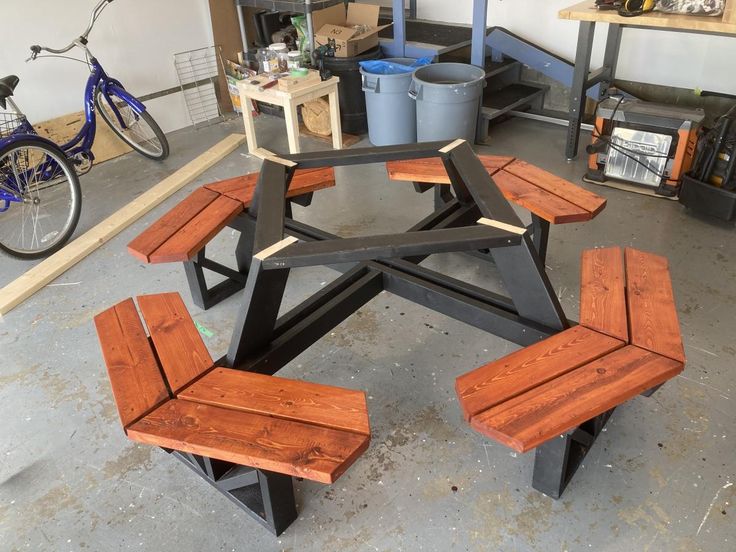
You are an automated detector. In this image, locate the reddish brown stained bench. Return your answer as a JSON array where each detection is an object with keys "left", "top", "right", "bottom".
[
  {"left": 455, "top": 246, "right": 684, "bottom": 498},
  {"left": 95, "top": 292, "right": 369, "bottom": 534},
  {"left": 386, "top": 156, "right": 606, "bottom": 225},
  {"left": 128, "top": 167, "right": 336, "bottom": 264}
]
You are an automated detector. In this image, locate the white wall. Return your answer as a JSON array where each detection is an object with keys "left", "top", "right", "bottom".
[
  {"left": 0, "top": 0, "right": 215, "bottom": 132},
  {"left": 418, "top": 0, "right": 736, "bottom": 93}
]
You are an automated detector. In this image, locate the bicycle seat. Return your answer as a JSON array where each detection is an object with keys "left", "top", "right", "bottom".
[{"left": 0, "top": 75, "right": 20, "bottom": 109}]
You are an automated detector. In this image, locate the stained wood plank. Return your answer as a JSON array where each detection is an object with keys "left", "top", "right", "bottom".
[
  {"left": 504, "top": 160, "right": 606, "bottom": 216},
  {"left": 386, "top": 155, "right": 515, "bottom": 184},
  {"left": 127, "top": 188, "right": 220, "bottom": 262},
  {"left": 580, "top": 247, "right": 629, "bottom": 342},
  {"left": 179, "top": 368, "right": 370, "bottom": 436},
  {"left": 456, "top": 326, "right": 624, "bottom": 421},
  {"left": 0, "top": 134, "right": 246, "bottom": 316},
  {"left": 493, "top": 171, "right": 591, "bottom": 224},
  {"left": 625, "top": 247, "right": 685, "bottom": 362},
  {"left": 137, "top": 293, "right": 213, "bottom": 393},
  {"left": 205, "top": 167, "right": 336, "bottom": 207},
  {"left": 94, "top": 298, "right": 169, "bottom": 429},
  {"left": 471, "top": 345, "right": 683, "bottom": 452},
  {"left": 148, "top": 195, "right": 244, "bottom": 263},
  {"left": 127, "top": 399, "right": 370, "bottom": 484}
]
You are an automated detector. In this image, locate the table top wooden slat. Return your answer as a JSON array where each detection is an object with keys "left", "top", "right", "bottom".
[
  {"left": 580, "top": 246, "right": 629, "bottom": 342},
  {"left": 456, "top": 325, "right": 624, "bottom": 421},
  {"left": 492, "top": 170, "right": 592, "bottom": 224},
  {"left": 625, "top": 247, "right": 686, "bottom": 362},
  {"left": 148, "top": 195, "right": 244, "bottom": 263},
  {"left": 386, "top": 155, "right": 514, "bottom": 184},
  {"left": 179, "top": 368, "right": 370, "bottom": 436},
  {"left": 559, "top": 1, "right": 736, "bottom": 34},
  {"left": 470, "top": 345, "right": 683, "bottom": 452},
  {"left": 137, "top": 293, "right": 213, "bottom": 394},
  {"left": 127, "top": 398, "right": 370, "bottom": 484},
  {"left": 94, "top": 298, "right": 170, "bottom": 428},
  {"left": 127, "top": 187, "right": 220, "bottom": 263},
  {"left": 503, "top": 160, "right": 607, "bottom": 216}
]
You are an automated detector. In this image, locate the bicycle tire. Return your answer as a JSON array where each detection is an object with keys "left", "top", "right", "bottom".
[
  {"left": 95, "top": 90, "right": 170, "bottom": 161},
  {"left": 0, "top": 139, "right": 81, "bottom": 260}
]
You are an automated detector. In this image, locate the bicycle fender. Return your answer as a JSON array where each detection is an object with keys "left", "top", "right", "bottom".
[{"left": 101, "top": 80, "right": 146, "bottom": 115}]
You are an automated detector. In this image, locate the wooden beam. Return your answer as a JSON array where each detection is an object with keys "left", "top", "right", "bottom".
[{"left": 0, "top": 133, "right": 246, "bottom": 316}]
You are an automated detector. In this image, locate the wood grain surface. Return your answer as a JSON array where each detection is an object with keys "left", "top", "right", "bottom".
[
  {"left": 503, "top": 160, "right": 607, "bottom": 216},
  {"left": 94, "top": 298, "right": 169, "bottom": 428},
  {"left": 147, "top": 195, "right": 244, "bottom": 263},
  {"left": 456, "top": 326, "right": 624, "bottom": 421},
  {"left": 386, "top": 155, "right": 514, "bottom": 184},
  {"left": 579, "top": 246, "right": 629, "bottom": 341},
  {"left": 179, "top": 368, "right": 370, "bottom": 436},
  {"left": 470, "top": 345, "right": 683, "bottom": 452},
  {"left": 625, "top": 247, "right": 685, "bottom": 362},
  {"left": 492, "top": 171, "right": 591, "bottom": 224},
  {"left": 127, "top": 399, "right": 370, "bottom": 484},
  {"left": 137, "top": 293, "right": 213, "bottom": 393},
  {"left": 127, "top": 187, "right": 220, "bottom": 262}
]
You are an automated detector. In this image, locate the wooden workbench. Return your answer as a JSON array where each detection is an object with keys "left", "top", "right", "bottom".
[{"left": 559, "top": 1, "right": 736, "bottom": 159}]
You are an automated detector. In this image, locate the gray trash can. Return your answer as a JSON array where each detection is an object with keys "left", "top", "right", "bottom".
[
  {"left": 361, "top": 58, "right": 418, "bottom": 146},
  {"left": 409, "top": 63, "right": 486, "bottom": 142}
]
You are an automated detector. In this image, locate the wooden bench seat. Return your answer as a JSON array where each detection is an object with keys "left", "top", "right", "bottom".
[
  {"left": 455, "top": 246, "right": 684, "bottom": 497},
  {"left": 386, "top": 156, "right": 606, "bottom": 224},
  {"left": 128, "top": 167, "right": 336, "bottom": 264},
  {"left": 95, "top": 292, "right": 370, "bottom": 487}
]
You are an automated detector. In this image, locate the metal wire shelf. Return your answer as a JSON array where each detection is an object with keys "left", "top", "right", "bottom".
[{"left": 173, "top": 45, "right": 223, "bottom": 128}]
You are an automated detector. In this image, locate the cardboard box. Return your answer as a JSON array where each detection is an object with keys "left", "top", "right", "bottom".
[{"left": 313, "top": 3, "right": 390, "bottom": 58}]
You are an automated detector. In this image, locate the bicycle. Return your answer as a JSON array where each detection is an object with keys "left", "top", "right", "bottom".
[{"left": 0, "top": 0, "right": 169, "bottom": 259}]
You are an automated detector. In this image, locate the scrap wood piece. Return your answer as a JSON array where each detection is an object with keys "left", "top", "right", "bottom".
[{"left": 0, "top": 133, "right": 246, "bottom": 316}]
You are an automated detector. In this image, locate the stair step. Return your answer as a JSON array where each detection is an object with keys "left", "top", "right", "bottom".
[{"left": 481, "top": 82, "right": 548, "bottom": 121}]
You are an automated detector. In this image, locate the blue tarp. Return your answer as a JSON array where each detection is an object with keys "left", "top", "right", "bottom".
[{"left": 359, "top": 57, "right": 432, "bottom": 75}]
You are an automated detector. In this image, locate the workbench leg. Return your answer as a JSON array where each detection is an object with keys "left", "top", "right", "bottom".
[
  {"left": 329, "top": 89, "right": 343, "bottom": 150},
  {"left": 600, "top": 24, "right": 622, "bottom": 99},
  {"left": 241, "top": 94, "right": 258, "bottom": 154},
  {"left": 284, "top": 101, "right": 301, "bottom": 154},
  {"left": 470, "top": 0, "right": 489, "bottom": 68},
  {"left": 566, "top": 21, "right": 596, "bottom": 161}
]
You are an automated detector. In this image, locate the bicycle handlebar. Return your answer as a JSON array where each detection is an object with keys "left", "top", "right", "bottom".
[{"left": 28, "top": 0, "right": 114, "bottom": 61}]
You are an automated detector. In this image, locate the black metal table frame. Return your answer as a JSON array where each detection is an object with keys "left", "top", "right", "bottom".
[{"left": 166, "top": 140, "right": 617, "bottom": 535}]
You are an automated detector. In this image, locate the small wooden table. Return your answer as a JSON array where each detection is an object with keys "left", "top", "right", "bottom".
[
  {"left": 237, "top": 76, "right": 343, "bottom": 155},
  {"left": 559, "top": 1, "right": 736, "bottom": 159}
]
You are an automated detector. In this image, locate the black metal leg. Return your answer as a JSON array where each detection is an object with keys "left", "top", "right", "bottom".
[
  {"left": 566, "top": 21, "right": 596, "bottom": 160},
  {"left": 600, "top": 24, "right": 622, "bottom": 99},
  {"left": 530, "top": 214, "right": 550, "bottom": 264},
  {"left": 173, "top": 452, "right": 297, "bottom": 536},
  {"left": 532, "top": 408, "right": 614, "bottom": 498},
  {"left": 183, "top": 248, "right": 249, "bottom": 311}
]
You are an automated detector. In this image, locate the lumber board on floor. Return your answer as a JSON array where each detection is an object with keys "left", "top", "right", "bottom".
[{"left": 0, "top": 133, "right": 246, "bottom": 316}]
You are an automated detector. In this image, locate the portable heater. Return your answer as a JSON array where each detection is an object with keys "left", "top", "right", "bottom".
[{"left": 586, "top": 98, "right": 704, "bottom": 196}]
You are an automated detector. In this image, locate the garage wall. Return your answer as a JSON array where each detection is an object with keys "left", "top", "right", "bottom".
[
  {"left": 417, "top": 0, "right": 736, "bottom": 94},
  {"left": 0, "top": 0, "right": 214, "bottom": 133}
]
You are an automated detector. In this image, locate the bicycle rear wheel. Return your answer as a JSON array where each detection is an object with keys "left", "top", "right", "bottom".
[
  {"left": 96, "top": 90, "right": 169, "bottom": 160},
  {"left": 0, "top": 139, "right": 81, "bottom": 259}
]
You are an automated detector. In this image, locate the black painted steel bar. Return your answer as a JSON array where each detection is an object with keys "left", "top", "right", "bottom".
[
  {"left": 381, "top": 265, "right": 554, "bottom": 346},
  {"left": 237, "top": 268, "right": 384, "bottom": 374},
  {"left": 281, "top": 140, "right": 451, "bottom": 169},
  {"left": 446, "top": 142, "right": 524, "bottom": 226},
  {"left": 262, "top": 225, "right": 521, "bottom": 270}
]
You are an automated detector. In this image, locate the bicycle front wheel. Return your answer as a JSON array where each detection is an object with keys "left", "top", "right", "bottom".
[
  {"left": 96, "top": 90, "right": 169, "bottom": 161},
  {"left": 0, "top": 139, "right": 81, "bottom": 259}
]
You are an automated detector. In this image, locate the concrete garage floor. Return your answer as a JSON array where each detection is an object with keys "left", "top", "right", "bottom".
[{"left": 1, "top": 114, "right": 734, "bottom": 552}]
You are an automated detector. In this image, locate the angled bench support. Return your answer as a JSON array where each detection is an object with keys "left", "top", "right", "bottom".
[
  {"left": 531, "top": 408, "right": 614, "bottom": 499},
  {"left": 173, "top": 452, "right": 297, "bottom": 536}
]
